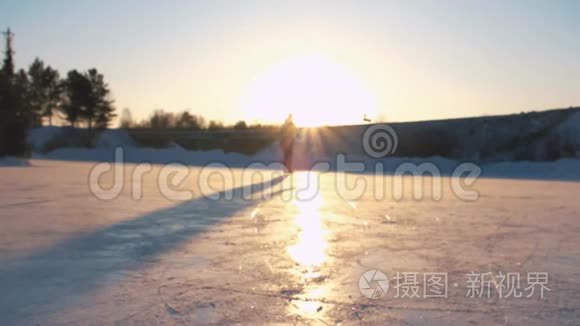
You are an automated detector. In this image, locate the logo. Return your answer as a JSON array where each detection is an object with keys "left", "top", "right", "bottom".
[
  {"left": 362, "top": 124, "right": 398, "bottom": 158},
  {"left": 359, "top": 269, "right": 389, "bottom": 299}
]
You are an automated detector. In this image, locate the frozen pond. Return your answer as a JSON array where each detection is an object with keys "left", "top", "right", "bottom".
[{"left": 0, "top": 160, "right": 579, "bottom": 325}]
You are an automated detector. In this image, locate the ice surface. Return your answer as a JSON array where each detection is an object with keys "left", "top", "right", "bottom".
[{"left": 0, "top": 160, "right": 579, "bottom": 324}]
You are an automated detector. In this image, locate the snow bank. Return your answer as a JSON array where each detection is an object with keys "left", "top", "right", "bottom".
[
  {"left": 28, "top": 127, "right": 63, "bottom": 152},
  {"left": 26, "top": 112, "right": 580, "bottom": 181},
  {"left": 32, "top": 144, "right": 580, "bottom": 181},
  {"left": 482, "top": 158, "right": 580, "bottom": 181},
  {"left": 29, "top": 127, "right": 135, "bottom": 152},
  {"left": 94, "top": 129, "right": 135, "bottom": 148},
  {"left": 0, "top": 157, "right": 30, "bottom": 167},
  {"left": 34, "top": 147, "right": 258, "bottom": 168},
  {"left": 556, "top": 111, "right": 580, "bottom": 152}
]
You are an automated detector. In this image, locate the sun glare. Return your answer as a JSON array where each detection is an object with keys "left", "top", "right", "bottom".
[
  {"left": 240, "top": 54, "right": 377, "bottom": 127},
  {"left": 287, "top": 172, "right": 327, "bottom": 269}
]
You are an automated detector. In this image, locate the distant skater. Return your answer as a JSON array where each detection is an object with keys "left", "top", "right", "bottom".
[{"left": 280, "top": 114, "right": 297, "bottom": 172}]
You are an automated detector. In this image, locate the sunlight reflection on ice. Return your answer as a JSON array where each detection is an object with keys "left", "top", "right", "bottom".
[
  {"left": 287, "top": 172, "right": 327, "bottom": 270},
  {"left": 290, "top": 273, "right": 327, "bottom": 316},
  {"left": 286, "top": 172, "right": 329, "bottom": 317}
]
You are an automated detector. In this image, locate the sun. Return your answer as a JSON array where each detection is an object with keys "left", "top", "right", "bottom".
[{"left": 239, "top": 54, "right": 377, "bottom": 127}]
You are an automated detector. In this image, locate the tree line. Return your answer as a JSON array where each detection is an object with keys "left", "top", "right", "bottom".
[
  {"left": 0, "top": 28, "right": 275, "bottom": 158},
  {"left": 0, "top": 28, "right": 116, "bottom": 156},
  {"left": 120, "top": 108, "right": 269, "bottom": 131}
]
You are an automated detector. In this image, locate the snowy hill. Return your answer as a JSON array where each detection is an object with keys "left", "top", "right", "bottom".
[{"left": 315, "top": 107, "right": 580, "bottom": 161}]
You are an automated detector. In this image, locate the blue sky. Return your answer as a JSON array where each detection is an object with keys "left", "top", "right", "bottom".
[{"left": 1, "top": 0, "right": 579, "bottom": 125}]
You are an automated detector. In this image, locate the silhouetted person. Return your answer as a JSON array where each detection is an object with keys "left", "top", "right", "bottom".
[{"left": 280, "top": 114, "right": 297, "bottom": 172}]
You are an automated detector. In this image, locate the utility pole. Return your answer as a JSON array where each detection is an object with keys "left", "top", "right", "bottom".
[{"left": 2, "top": 27, "right": 15, "bottom": 77}]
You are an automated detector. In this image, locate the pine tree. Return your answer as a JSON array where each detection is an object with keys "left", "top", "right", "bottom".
[
  {"left": 1, "top": 28, "right": 14, "bottom": 78},
  {"left": 28, "top": 58, "right": 62, "bottom": 126},
  {"left": 86, "top": 68, "right": 115, "bottom": 130},
  {"left": 62, "top": 68, "right": 115, "bottom": 146},
  {"left": 0, "top": 28, "right": 28, "bottom": 157},
  {"left": 62, "top": 69, "right": 89, "bottom": 127}
]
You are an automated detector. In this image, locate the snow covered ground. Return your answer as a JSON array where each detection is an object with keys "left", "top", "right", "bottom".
[
  {"left": 25, "top": 125, "right": 580, "bottom": 182},
  {"left": 23, "top": 108, "right": 580, "bottom": 183},
  {"left": 0, "top": 160, "right": 579, "bottom": 325}
]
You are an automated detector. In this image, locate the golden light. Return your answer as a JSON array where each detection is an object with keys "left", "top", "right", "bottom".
[
  {"left": 291, "top": 288, "right": 325, "bottom": 315},
  {"left": 286, "top": 172, "right": 330, "bottom": 317},
  {"left": 240, "top": 54, "right": 378, "bottom": 127},
  {"left": 287, "top": 172, "right": 327, "bottom": 270}
]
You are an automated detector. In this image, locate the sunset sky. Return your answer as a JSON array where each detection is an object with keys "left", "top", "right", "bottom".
[{"left": 1, "top": 0, "right": 579, "bottom": 126}]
